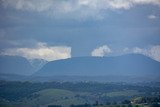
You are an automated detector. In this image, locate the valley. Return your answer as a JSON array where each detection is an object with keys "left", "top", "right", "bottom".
[{"left": 0, "top": 81, "right": 160, "bottom": 107}]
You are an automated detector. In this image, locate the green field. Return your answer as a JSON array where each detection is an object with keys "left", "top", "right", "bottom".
[
  {"left": 104, "top": 90, "right": 142, "bottom": 97},
  {"left": 23, "top": 89, "right": 88, "bottom": 107},
  {"left": 0, "top": 81, "right": 160, "bottom": 107},
  {"left": 0, "top": 88, "right": 153, "bottom": 107}
]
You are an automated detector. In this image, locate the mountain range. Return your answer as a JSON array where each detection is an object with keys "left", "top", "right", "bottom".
[
  {"left": 0, "top": 54, "right": 160, "bottom": 82},
  {"left": 35, "top": 54, "right": 160, "bottom": 76}
]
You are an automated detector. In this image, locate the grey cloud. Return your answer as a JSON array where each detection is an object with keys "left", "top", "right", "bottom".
[{"left": 1, "top": 0, "right": 160, "bottom": 20}]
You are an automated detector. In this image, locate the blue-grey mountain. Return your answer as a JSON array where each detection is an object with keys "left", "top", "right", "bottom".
[
  {"left": 34, "top": 54, "right": 160, "bottom": 82},
  {"left": 0, "top": 55, "right": 33, "bottom": 75}
]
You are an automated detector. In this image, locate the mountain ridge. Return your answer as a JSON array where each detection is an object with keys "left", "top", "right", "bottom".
[{"left": 34, "top": 54, "right": 160, "bottom": 80}]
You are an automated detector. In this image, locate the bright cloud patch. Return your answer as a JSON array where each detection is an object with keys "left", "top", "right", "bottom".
[
  {"left": 91, "top": 45, "right": 111, "bottom": 57},
  {"left": 126, "top": 45, "right": 160, "bottom": 62},
  {"left": 1, "top": 42, "right": 71, "bottom": 61},
  {"left": 148, "top": 15, "right": 157, "bottom": 19},
  {"left": 1, "top": 0, "right": 160, "bottom": 20}
]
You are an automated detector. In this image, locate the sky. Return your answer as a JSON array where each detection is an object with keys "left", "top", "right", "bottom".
[{"left": 0, "top": 0, "right": 160, "bottom": 62}]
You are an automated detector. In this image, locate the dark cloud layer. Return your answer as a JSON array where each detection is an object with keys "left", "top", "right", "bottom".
[{"left": 0, "top": 0, "right": 160, "bottom": 61}]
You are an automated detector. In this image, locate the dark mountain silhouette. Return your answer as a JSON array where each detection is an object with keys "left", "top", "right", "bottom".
[
  {"left": 0, "top": 55, "right": 34, "bottom": 75},
  {"left": 34, "top": 54, "right": 160, "bottom": 82}
]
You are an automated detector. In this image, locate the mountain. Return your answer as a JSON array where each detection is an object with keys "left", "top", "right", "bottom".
[
  {"left": 34, "top": 54, "right": 160, "bottom": 82},
  {"left": 0, "top": 55, "right": 34, "bottom": 75}
]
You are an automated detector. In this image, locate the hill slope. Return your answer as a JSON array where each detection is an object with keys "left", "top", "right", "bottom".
[
  {"left": 0, "top": 55, "right": 34, "bottom": 75},
  {"left": 35, "top": 54, "right": 160, "bottom": 79}
]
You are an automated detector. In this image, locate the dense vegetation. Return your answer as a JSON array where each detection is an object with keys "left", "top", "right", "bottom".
[{"left": 0, "top": 81, "right": 160, "bottom": 107}]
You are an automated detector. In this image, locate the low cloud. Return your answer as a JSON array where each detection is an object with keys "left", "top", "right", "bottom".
[
  {"left": 148, "top": 15, "right": 158, "bottom": 19},
  {"left": 123, "top": 45, "right": 160, "bottom": 62},
  {"left": 1, "top": 42, "right": 71, "bottom": 61},
  {"left": 1, "top": 0, "right": 160, "bottom": 20},
  {"left": 133, "top": 46, "right": 160, "bottom": 62},
  {"left": 91, "top": 45, "right": 111, "bottom": 57}
]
